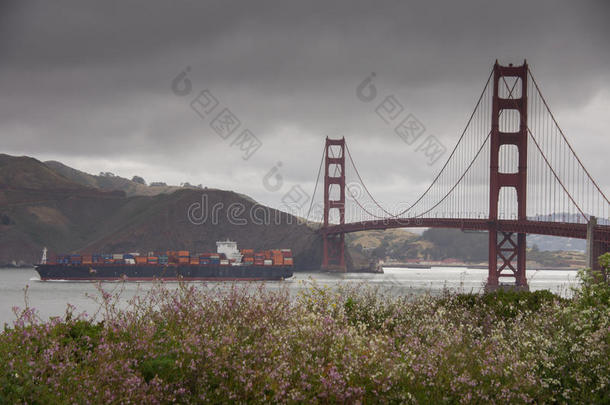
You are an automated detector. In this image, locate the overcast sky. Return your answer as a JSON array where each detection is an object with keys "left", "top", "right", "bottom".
[{"left": 1, "top": 0, "right": 609, "bottom": 214}]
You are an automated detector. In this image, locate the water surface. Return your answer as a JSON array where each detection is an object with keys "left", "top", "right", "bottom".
[{"left": 0, "top": 267, "right": 580, "bottom": 326}]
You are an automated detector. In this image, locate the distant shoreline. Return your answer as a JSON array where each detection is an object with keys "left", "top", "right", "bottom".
[{"left": 382, "top": 264, "right": 580, "bottom": 271}]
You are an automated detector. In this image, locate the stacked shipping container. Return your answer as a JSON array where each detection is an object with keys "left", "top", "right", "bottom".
[
  {"left": 47, "top": 248, "right": 294, "bottom": 267},
  {"left": 241, "top": 248, "right": 293, "bottom": 266}
]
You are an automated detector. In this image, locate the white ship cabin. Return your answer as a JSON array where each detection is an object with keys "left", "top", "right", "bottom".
[{"left": 216, "top": 240, "right": 242, "bottom": 264}]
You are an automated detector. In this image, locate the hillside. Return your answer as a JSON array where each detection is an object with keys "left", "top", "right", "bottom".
[
  {"left": 44, "top": 161, "right": 187, "bottom": 197},
  {"left": 346, "top": 227, "right": 585, "bottom": 268},
  {"left": 0, "top": 154, "right": 86, "bottom": 191},
  {"left": 0, "top": 155, "right": 323, "bottom": 268}
]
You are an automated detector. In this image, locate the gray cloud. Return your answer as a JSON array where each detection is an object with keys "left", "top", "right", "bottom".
[{"left": 1, "top": 0, "right": 609, "bottom": 212}]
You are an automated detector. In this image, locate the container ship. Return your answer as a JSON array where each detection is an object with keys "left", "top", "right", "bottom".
[{"left": 35, "top": 241, "right": 293, "bottom": 281}]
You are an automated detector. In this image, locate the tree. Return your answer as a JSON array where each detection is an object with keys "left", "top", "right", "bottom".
[
  {"left": 421, "top": 228, "right": 487, "bottom": 262},
  {"left": 372, "top": 241, "right": 388, "bottom": 260},
  {"left": 598, "top": 252, "right": 610, "bottom": 283},
  {"left": 131, "top": 176, "right": 146, "bottom": 185},
  {"left": 0, "top": 213, "right": 12, "bottom": 225}
]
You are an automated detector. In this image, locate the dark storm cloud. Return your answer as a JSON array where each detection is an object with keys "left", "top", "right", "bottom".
[{"left": 1, "top": 0, "right": 609, "bottom": 208}]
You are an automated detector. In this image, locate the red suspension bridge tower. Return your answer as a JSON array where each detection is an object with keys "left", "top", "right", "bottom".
[
  {"left": 322, "top": 137, "right": 347, "bottom": 271},
  {"left": 488, "top": 61, "right": 529, "bottom": 289}
]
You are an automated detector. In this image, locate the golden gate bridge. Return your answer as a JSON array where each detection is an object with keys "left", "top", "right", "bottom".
[{"left": 306, "top": 61, "right": 610, "bottom": 290}]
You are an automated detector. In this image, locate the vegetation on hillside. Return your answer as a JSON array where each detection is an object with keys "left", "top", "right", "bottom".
[
  {"left": 1, "top": 272, "right": 608, "bottom": 403},
  {"left": 420, "top": 228, "right": 487, "bottom": 262},
  {"left": 44, "top": 160, "right": 188, "bottom": 197},
  {"left": 348, "top": 228, "right": 584, "bottom": 267}
]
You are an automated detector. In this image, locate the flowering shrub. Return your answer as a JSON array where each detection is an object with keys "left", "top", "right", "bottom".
[{"left": 1, "top": 278, "right": 608, "bottom": 404}]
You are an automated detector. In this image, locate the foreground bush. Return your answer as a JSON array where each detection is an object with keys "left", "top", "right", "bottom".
[{"left": 1, "top": 276, "right": 609, "bottom": 404}]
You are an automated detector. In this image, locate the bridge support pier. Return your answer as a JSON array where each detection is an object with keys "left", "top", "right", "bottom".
[
  {"left": 322, "top": 234, "right": 346, "bottom": 271},
  {"left": 586, "top": 216, "right": 610, "bottom": 276},
  {"left": 487, "top": 229, "right": 528, "bottom": 291},
  {"left": 586, "top": 216, "right": 599, "bottom": 270},
  {"left": 321, "top": 137, "right": 347, "bottom": 272},
  {"left": 487, "top": 61, "right": 529, "bottom": 290}
]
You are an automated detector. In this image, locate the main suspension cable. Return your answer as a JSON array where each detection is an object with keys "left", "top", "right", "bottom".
[
  {"left": 345, "top": 67, "right": 495, "bottom": 219},
  {"left": 528, "top": 69, "right": 609, "bottom": 205}
]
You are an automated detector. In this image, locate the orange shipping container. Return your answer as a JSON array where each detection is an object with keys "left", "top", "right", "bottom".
[
  {"left": 284, "top": 257, "right": 294, "bottom": 265},
  {"left": 190, "top": 258, "right": 199, "bottom": 265},
  {"left": 178, "top": 250, "right": 190, "bottom": 257},
  {"left": 135, "top": 257, "right": 147, "bottom": 264}
]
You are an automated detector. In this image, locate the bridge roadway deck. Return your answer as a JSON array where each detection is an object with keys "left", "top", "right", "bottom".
[{"left": 322, "top": 218, "right": 610, "bottom": 243}]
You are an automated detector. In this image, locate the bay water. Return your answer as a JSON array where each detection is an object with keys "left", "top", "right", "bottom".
[{"left": 0, "top": 267, "right": 580, "bottom": 326}]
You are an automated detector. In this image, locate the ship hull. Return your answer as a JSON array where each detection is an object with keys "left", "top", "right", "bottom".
[{"left": 35, "top": 264, "right": 293, "bottom": 281}]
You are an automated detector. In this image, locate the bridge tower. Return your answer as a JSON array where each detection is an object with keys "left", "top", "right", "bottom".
[
  {"left": 322, "top": 137, "right": 347, "bottom": 271},
  {"left": 488, "top": 61, "right": 529, "bottom": 289}
]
